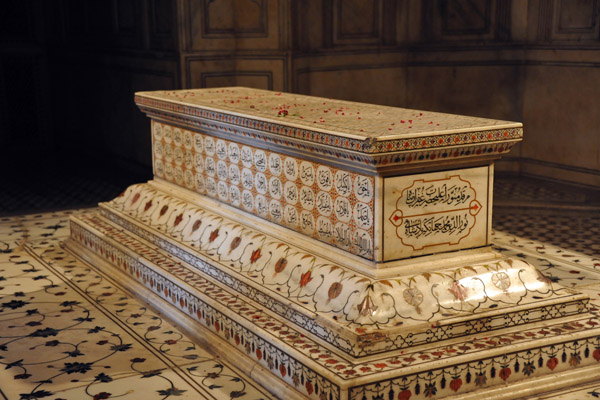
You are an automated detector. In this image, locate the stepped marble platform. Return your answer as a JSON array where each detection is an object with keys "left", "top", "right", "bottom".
[{"left": 65, "top": 88, "right": 600, "bottom": 399}]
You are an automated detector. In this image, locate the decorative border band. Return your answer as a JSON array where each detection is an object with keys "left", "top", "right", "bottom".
[
  {"left": 89, "top": 207, "right": 590, "bottom": 359},
  {"left": 135, "top": 96, "right": 522, "bottom": 156},
  {"left": 71, "top": 214, "right": 600, "bottom": 400}
]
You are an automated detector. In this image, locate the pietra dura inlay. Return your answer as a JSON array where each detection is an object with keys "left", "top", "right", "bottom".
[
  {"left": 63, "top": 88, "right": 600, "bottom": 399},
  {"left": 135, "top": 88, "right": 523, "bottom": 159},
  {"left": 3, "top": 208, "right": 599, "bottom": 400},
  {"left": 152, "top": 121, "right": 376, "bottom": 259},
  {"left": 142, "top": 88, "right": 519, "bottom": 263},
  {"left": 68, "top": 212, "right": 600, "bottom": 400}
]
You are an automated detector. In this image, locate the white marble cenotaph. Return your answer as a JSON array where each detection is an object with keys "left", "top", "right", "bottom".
[{"left": 66, "top": 88, "right": 600, "bottom": 399}]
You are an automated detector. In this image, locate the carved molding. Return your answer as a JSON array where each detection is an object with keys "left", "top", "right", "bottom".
[
  {"left": 441, "top": 0, "right": 492, "bottom": 36},
  {"left": 423, "top": 0, "right": 512, "bottom": 42},
  {"left": 332, "top": 0, "right": 384, "bottom": 44},
  {"left": 201, "top": 0, "right": 268, "bottom": 38},
  {"left": 148, "top": 0, "right": 175, "bottom": 49},
  {"left": 200, "top": 71, "right": 274, "bottom": 89},
  {"left": 549, "top": 0, "right": 600, "bottom": 41}
]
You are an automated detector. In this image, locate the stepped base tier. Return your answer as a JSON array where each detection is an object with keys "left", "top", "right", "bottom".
[{"left": 67, "top": 88, "right": 600, "bottom": 399}]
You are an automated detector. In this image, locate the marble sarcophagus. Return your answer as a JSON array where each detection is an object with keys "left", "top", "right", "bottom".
[{"left": 66, "top": 88, "right": 600, "bottom": 399}]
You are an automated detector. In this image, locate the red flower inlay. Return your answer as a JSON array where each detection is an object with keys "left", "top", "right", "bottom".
[
  {"left": 305, "top": 381, "right": 313, "bottom": 395},
  {"left": 450, "top": 378, "right": 462, "bottom": 392},
  {"left": 173, "top": 213, "right": 183, "bottom": 227},
  {"left": 299, "top": 270, "right": 313, "bottom": 288},
  {"left": 274, "top": 257, "right": 287, "bottom": 276},
  {"left": 499, "top": 367, "right": 511, "bottom": 381},
  {"left": 398, "top": 389, "right": 412, "bottom": 400},
  {"left": 208, "top": 229, "right": 219, "bottom": 242},
  {"left": 250, "top": 248, "right": 262, "bottom": 263},
  {"left": 229, "top": 236, "right": 242, "bottom": 254},
  {"left": 546, "top": 357, "right": 558, "bottom": 370}
]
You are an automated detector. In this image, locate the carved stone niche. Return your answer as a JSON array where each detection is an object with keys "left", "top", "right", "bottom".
[{"left": 67, "top": 88, "right": 600, "bottom": 400}]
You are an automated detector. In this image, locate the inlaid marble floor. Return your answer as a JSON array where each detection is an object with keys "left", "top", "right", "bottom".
[
  {"left": 1, "top": 176, "right": 599, "bottom": 399},
  {"left": 0, "top": 211, "right": 275, "bottom": 400}
]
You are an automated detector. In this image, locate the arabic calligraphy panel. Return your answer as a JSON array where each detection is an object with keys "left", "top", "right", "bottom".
[{"left": 383, "top": 166, "right": 491, "bottom": 260}]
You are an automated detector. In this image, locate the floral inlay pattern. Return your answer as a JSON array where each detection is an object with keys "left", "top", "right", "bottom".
[
  {"left": 80, "top": 183, "right": 589, "bottom": 364},
  {"left": 0, "top": 211, "right": 275, "bottom": 400},
  {"left": 105, "top": 185, "right": 576, "bottom": 335},
  {"left": 69, "top": 209, "right": 600, "bottom": 400},
  {"left": 3, "top": 206, "right": 600, "bottom": 399}
]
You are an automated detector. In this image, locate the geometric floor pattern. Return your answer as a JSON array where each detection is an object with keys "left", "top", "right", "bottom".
[
  {"left": 493, "top": 175, "right": 595, "bottom": 205},
  {"left": 1, "top": 173, "right": 599, "bottom": 399},
  {"left": 0, "top": 211, "right": 274, "bottom": 400},
  {"left": 0, "top": 174, "right": 127, "bottom": 218},
  {"left": 493, "top": 174, "right": 600, "bottom": 258},
  {"left": 493, "top": 208, "right": 600, "bottom": 257}
]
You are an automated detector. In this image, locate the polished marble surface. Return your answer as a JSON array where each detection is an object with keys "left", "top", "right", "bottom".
[
  {"left": 137, "top": 88, "right": 521, "bottom": 141},
  {"left": 1, "top": 177, "right": 599, "bottom": 399},
  {"left": 0, "top": 211, "right": 274, "bottom": 400},
  {"left": 384, "top": 165, "right": 490, "bottom": 259}
]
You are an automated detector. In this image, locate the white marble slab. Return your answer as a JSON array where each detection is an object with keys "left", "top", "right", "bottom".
[{"left": 383, "top": 166, "right": 491, "bottom": 260}]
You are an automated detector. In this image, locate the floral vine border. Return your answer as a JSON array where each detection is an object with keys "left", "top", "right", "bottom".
[
  {"left": 70, "top": 212, "right": 600, "bottom": 385},
  {"left": 107, "top": 185, "right": 575, "bottom": 325},
  {"left": 97, "top": 205, "right": 590, "bottom": 360},
  {"left": 70, "top": 219, "right": 339, "bottom": 400},
  {"left": 350, "top": 336, "right": 600, "bottom": 399}
]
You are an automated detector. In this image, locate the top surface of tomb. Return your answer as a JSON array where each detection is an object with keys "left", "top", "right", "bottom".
[{"left": 135, "top": 87, "right": 522, "bottom": 153}]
